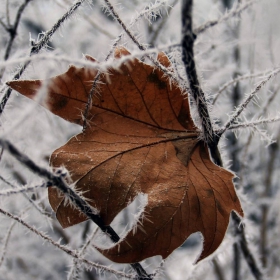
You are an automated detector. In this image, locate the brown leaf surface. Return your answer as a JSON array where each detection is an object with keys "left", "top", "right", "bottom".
[{"left": 7, "top": 48, "right": 243, "bottom": 263}]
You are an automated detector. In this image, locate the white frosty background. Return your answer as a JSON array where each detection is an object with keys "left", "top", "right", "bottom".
[{"left": 0, "top": 0, "right": 280, "bottom": 279}]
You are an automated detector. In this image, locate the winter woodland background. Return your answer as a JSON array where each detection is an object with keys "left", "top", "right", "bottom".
[{"left": 0, "top": 0, "right": 280, "bottom": 279}]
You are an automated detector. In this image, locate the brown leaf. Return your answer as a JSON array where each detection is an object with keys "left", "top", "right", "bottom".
[{"left": 7, "top": 47, "right": 243, "bottom": 263}]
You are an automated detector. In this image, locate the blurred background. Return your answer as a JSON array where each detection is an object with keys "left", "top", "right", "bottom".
[{"left": 0, "top": 0, "right": 279, "bottom": 279}]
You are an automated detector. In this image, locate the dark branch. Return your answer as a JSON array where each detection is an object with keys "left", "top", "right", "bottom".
[
  {"left": 181, "top": 2, "right": 265, "bottom": 280},
  {"left": 181, "top": 0, "right": 221, "bottom": 165}
]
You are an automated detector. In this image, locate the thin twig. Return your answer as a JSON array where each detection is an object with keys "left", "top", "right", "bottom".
[
  {"left": 0, "top": 175, "right": 52, "bottom": 217},
  {"left": 0, "top": 207, "right": 134, "bottom": 279},
  {"left": 0, "top": 0, "right": 33, "bottom": 79},
  {"left": 232, "top": 212, "right": 265, "bottom": 280},
  {"left": 0, "top": 18, "right": 8, "bottom": 31},
  {"left": 102, "top": 0, "right": 181, "bottom": 85},
  {"left": 212, "top": 258, "right": 226, "bottom": 280},
  {"left": 194, "top": 0, "right": 256, "bottom": 35},
  {"left": 4, "top": 0, "right": 33, "bottom": 61},
  {"left": 0, "top": 0, "right": 87, "bottom": 116},
  {"left": 0, "top": 221, "right": 16, "bottom": 268},
  {"left": 225, "top": 116, "right": 280, "bottom": 130},
  {"left": 68, "top": 227, "right": 98, "bottom": 280},
  {"left": 5, "top": 0, "right": 11, "bottom": 27},
  {"left": 260, "top": 135, "right": 279, "bottom": 268},
  {"left": 239, "top": 86, "right": 280, "bottom": 184},
  {"left": 218, "top": 67, "right": 280, "bottom": 137},
  {"left": 212, "top": 71, "right": 268, "bottom": 105},
  {"left": 148, "top": 0, "right": 179, "bottom": 46},
  {"left": 0, "top": 179, "right": 46, "bottom": 197}
]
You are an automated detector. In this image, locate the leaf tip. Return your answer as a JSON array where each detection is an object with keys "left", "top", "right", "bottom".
[
  {"left": 157, "top": 52, "right": 171, "bottom": 68},
  {"left": 114, "top": 47, "right": 131, "bottom": 58},
  {"left": 84, "top": 54, "right": 97, "bottom": 62}
]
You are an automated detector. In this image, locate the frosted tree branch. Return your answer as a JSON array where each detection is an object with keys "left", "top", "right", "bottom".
[
  {"left": 0, "top": 207, "right": 135, "bottom": 279},
  {"left": 226, "top": 116, "right": 280, "bottom": 130},
  {"left": 0, "top": 175, "right": 52, "bottom": 217},
  {"left": 0, "top": 181, "right": 47, "bottom": 197},
  {"left": 181, "top": 0, "right": 221, "bottom": 165},
  {"left": 67, "top": 228, "right": 98, "bottom": 280},
  {"left": 212, "top": 71, "right": 269, "bottom": 105},
  {"left": 194, "top": 0, "right": 256, "bottom": 35},
  {"left": 181, "top": 2, "right": 265, "bottom": 279},
  {"left": 102, "top": 0, "right": 182, "bottom": 83},
  {"left": 0, "top": 221, "right": 16, "bottom": 268},
  {"left": 218, "top": 67, "right": 280, "bottom": 137}
]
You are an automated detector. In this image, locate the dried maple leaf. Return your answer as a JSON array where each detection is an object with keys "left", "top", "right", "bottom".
[{"left": 7, "top": 47, "right": 243, "bottom": 264}]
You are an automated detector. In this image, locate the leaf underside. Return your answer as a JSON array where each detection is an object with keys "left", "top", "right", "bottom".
[{"left": 8, "top": 47, "right": 243, "bottom": 264}]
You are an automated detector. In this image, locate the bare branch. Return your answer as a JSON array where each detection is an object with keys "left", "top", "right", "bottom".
[
  {"left": 0, "top": 221, "right": 16, "bottom": 268},
  {"left": 232, "top": 212, "right": 265, "bottom": 280}
]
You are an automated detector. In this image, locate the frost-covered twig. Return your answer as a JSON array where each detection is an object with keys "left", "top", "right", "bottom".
[
  {"left": 0, "top": 175, "right": 51, "bottom": 217},
  {"left": 68, "top": 227, "right": 98, "bottom": 280},
  {"left": 0, "top": 0, "right": 86, "bottom": 116},
  {"left": 0, "top": 207, "right": 134, "bottom": 279},
  {"left": 194, "top": 0, "right": 256, "bottom": 35},
  {"left": 0, "top": 139, "right": 151, "bottom": 280},
  {"left": 0, "top": 221, "right": 16, "bottom": 268},
  {"left": 225, "top": 116, "right": 280, "bottom": 130},
  {"left": 218, "top": 67, "right": 280, "bottom": 137},
  {"left": 0, "top": 181, "right": 47, "bottom": 197},
  {"left": 212, "top": 71, "right": 268, "bottom": 105},
  {"left": 148, "top": 0, "right": 179, "bottom": 46}
]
